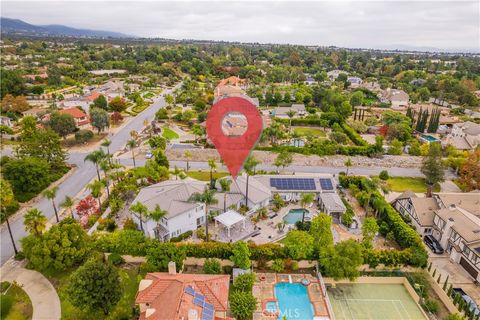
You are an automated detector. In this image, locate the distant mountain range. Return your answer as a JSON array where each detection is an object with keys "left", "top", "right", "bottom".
[{"left": 1, "top": 17, "right": 133, "bottom": 38}]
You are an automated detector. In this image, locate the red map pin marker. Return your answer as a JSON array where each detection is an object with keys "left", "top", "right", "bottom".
[{"left": 206, "top": 96, "right": 263, "bottom": 178}]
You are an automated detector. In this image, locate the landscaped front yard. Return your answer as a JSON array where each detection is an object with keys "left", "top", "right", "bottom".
[
  {"left": 293, "top": 127, "right": 326, "bottom": 137},
  {"left": 382, "top": 177, "right": 440, "bottom": 193},
  {"left": 1, "top": 281, "right": 33, "bottom": 320}
]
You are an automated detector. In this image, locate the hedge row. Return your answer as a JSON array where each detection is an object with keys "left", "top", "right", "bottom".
[
  {"left": 257, "top": 142, "right": 378, "bottom": 157},
  {"left": 92, "top": 229, "right": 423, "bottom": 268},
  {"left": 340, "top": 123, "right": 369, "bottom": 146},
  {"left": 339, "top": 176, "right": 428, "bottom": 267}
]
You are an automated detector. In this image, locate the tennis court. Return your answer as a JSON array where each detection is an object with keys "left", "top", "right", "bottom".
[{"left": 327, "top": 283, "right": 427, "bottom": 320}]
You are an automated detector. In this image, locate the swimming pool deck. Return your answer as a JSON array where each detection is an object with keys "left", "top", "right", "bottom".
[{"left": 253, "top": 273, "right": 331, "bottom": 320}]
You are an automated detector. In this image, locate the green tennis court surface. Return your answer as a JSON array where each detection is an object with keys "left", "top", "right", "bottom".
[{"left": 327, "top": 284, "right": 426, "bottom": 320}]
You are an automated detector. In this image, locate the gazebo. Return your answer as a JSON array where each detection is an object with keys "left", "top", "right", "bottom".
[{"left": 214, "top": 210, "right": 246, "bottom": 238}]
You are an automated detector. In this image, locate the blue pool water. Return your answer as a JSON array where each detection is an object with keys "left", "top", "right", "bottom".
[
  {"left": 275, "top": 282, "right": 314, "bottom": 320},
  {"left": 284, "top": 209, "right": 309, "bottom": 224},
  {"left": 266, "top": 301, "right": 277, "bottom": 313},
  {"left": 421, "top": 135, "right": 439, "bottom": 142}
]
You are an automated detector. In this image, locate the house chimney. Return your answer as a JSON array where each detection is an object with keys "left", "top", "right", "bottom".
[{"left": 168, "top": 261, "right": 176, "bottom": 275}]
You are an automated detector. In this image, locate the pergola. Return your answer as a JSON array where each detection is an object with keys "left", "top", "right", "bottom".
[{"left": 214, "top": 210, "right": 246, "bottom": 238}]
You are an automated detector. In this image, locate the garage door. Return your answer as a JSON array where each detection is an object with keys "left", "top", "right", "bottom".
[{"left": 460, "top": 257, "right": 479, "bottom": 279}]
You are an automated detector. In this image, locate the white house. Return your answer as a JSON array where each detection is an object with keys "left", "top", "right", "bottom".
[
  {"left": 130, "top": 180, "right": 207, "bottom": 241},
  {"left": 442, "top": 121, "right": 480, "bottom": 150},
  {"left": 379, "top": 89, "right": 409, "bottom": 107},
  {"left": 347, "top": 76, "right": 363, "bottom": 88}
]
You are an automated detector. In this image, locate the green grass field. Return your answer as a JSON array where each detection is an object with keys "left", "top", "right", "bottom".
[
  {"left": 162, "top": 127, "right": 180, "bottom": 140},
  {"left": 1, "top": 281, "right": 33, "bottom": 320},
  {"left": 186, "top": 170, "right": 229, "bottom": 181},
  {"left": 378, "top": 177, "right": 440, "bottom": 193},
  {"left": 293, "top": 127, "right": 326, "bottom": 137}
]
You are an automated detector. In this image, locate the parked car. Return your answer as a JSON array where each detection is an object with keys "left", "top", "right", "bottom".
[
  {"left": 453, "top": 288, "right": 480, "bottom": 316},
  {"left": 145, "top": 152, "right": 153, "bottom": 159},
  {"left": 423, "top": 235, "right": 444, "bottom": 254}
]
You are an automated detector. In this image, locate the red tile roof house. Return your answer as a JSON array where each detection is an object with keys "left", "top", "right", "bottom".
[
  {"left": 136, "top": 262, "right": 230, "bottom": 320},
  {"left": 58, "top": 107, "right": 90, "bottom": 128}
]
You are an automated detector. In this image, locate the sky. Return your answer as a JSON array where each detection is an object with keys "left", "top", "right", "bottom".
[{"left": 2, "top": 1, "right": 479, "bottom": 52}]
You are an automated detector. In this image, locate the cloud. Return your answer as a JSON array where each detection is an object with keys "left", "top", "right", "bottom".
[{"left": 2, "top": 1, "right": 479, "bottom": 51}]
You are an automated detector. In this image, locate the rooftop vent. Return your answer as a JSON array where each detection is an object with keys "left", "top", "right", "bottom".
[{"left": 448, "top": 217, "right": 455, "bottom": 222}]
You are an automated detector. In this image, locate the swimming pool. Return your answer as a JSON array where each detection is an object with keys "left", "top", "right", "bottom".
[
  {"left": 275, "top": 282, "right": 314, "bottom": 319},
  {"left": 283, "top": 208, "right": 309, "bottom": 224},
  {"left": 420, "top": 135, "right": 439, "bottom": 143}
]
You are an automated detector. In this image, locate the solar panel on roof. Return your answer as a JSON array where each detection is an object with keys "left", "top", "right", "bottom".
[
  {"left": 194, "top": 293, "right": 205, "bottom": 300},
  {"left": 204, "top": 302, "right": 214, "bottom": 311},
  {"left": 194, "top": 298, "right": 204, "bottom": 306},
  {"left": 270, "top": 178, "right": 316, "bottom": 190},
  {"left": 203, "top": 308, "right": 214, "bottom": 316},
  {"left": 201, "top": 312, "right": 214, "bottom": 320},
  {"left": 184, "top": 286, "right": 195, "bottom": 296},
  {"left": 319, "top": 178, "right": 333, "bottom": 190}
]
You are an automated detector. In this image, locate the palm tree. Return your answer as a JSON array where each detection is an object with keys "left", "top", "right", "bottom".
[
  {"left": 84, "top": 149, "right": 106, "bottom": 181},
  {"left": 130, "top": 202, "right": 148, "bottom": 232},
  {"left": 127, "top": 139, "right": 137, "bottom": 168},
  {"left": 344, "top": 158, "right": 353, "bottom": 176},
  {"left": 172, "top": 166, "right": 183, "bottom": 180},
  {"left": 99, "top": 159, "right": 111, "bottom": 199},
  {"left": 243, "top": 155, "right": 261, "bottom": 208},
  {"left": 23, "top": 208, "right": 47, "bottom": 237},
  {"left": 60, "top": 196, "right": 75, "bottom": 219},
  {"left": 286, "top": 110, "right": 296, "bottom": 131},
  {"left": 184, "top": 150, "right": 192, "bottom": 171},
  {"left": 101, "top": 139, "right": 112, "bottom": 164},
  {"left": 1, "top": 179, "right": 18, "bottom": 254},
  {"left": 148, "top": 204, "right": 167, "bottom": 240},
  {"left": 219, "top": 178, "right": 232, "bottom": 212},
  {"left": 189, "top": 187, "right": 218, "bottom": 241},
  {"left": 43, "top": 186, "right": 59, "bottom": 222},
  {"left": 87, "top": 180, "right": 103, "bottom": 213},
  {"left": 207, "top": 159, "right": 217, "bottom": 188}
]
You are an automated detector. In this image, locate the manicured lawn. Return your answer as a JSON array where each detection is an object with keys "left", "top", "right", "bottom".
[
  {"left": 1, "top": 281, "right": 33, "bottom": 320},
  {"left": 49, "top": 266, "right": 143, "bottom": 320},
  {"left": 293, "top": 127, "right": 326, "bottom": 137},
  {"left": 162, "top": 127, "right": 180, "bottom": 140},
  {"left": 186, "top": 170, "right": 229, "bottom": 181},
  {"left": 378, "top": 176, "right": 440, "bottom": 193}
]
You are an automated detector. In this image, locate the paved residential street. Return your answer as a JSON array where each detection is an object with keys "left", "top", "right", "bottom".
[{"left": 0, "top": 87, "right": 177, "bottom": 266}]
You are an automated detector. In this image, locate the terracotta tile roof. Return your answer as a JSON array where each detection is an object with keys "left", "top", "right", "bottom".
[
  {"left": 218, "top": 76, "right": 245, "bottom": 87},
  {"left": 136, "top": 273, "right": 230, "bottom": 320},
  {"left": 85, "top": 92, "right": 102, "bottom": 102},
  {"left": 58, "top": 107, "right": 88, "bottom": 119}
]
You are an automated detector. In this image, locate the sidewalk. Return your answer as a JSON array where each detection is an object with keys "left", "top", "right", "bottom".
[{"left": 0, "top": 259, "right": 61, "bottom": 320}]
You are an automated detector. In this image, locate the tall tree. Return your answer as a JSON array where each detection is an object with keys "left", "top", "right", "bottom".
[
  {"left": 130, "top": 202, "right": 148, "bottom": 232},
  {"left": 207, "top": 159, "right": 217, "bottom": 189},
  {"left": 184, "top": 150, "right": 192, "bottom": 171},
  {"left": 274, "top": 151, "right": 293, "bottom": 172},
  {"left": 101, "top": 139, "right": 112, "bottom": 163},
  {"left": 361, "top": 217, "right": 379, "bottom": 248},
  {"left": 90, "top": 108, "right": 110, "bottom": 133},
  {"left": 310, "top": 214, "right": 333, "bottom": 254},
  {"left": 1, "top": 179, "right": 18, "bottom": 254},
  {"left": 92, "top": 95, "right": 108, "bottom": 110},
  {"left": 67, "top": 258, "right": 121, "bottom": 315},
  {"left": 60, "top": 196, "right": 75, "bottom": 219},
  {"left": 87, "top": 180, "right": 103, "bottom": 213},
  {"left": 84, "top": 149, "right": 106, "bottom": 181},
  {"left": 421, "top": 143, "right": 444, "bottom": 197},
  {"left": 243, "top": 155, "right": 261, "bottom": 208},
  {"left": 148, "top": 204, "right": 167, "bottom": 240},
  {"left": 344, "top": 158, "right": 352, "bottom": 175},
  {"left": 47, "top": 112, "right": 76, "bottom": 140},
  {"left": 458, "top": 149, "right": 480, "bottom": 192},
  {"left": 23, "top": 208, "right": 47, "bottom": 237},
  {"left": 319, "top": 239, "right": 363, "bottom": 281},
  {"left": 127, "top": 139, "right": 137, "bottom": 168},
  {"left": 43, "top": 186, "right": 59, "bottom": 222},
  {"left": 219, "top": 178, "right": 232, "bottom": 212},
  {"left": 188, "top": 187, "right": 218, "bottom": 241}
]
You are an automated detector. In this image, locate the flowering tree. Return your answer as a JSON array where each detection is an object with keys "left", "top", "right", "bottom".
[{"left": 75, "top": 195, "right": 98, "bottom": 227}]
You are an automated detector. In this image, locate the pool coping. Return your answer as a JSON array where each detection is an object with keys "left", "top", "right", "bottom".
[{"left": 323, "top": 276, "right": 429, "bottom": 320}]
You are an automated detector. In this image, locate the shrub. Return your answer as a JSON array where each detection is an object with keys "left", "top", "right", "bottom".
[
  {"left": 230, "top": 242, "right": 251, "bottom": 269},
  {"left": 423, "top": 299, "right": 439, "bottom": 314},
  {"left": 97, "top": 218, "right": 116, "bottom": 232},
  {"left": 233, "top": 272, "right": 256, "bottom": 292},
  {"left": 170, "top": 230, "right": 193, "bottom": 242},
  {"left": 196, "top": 227, "right": 206, "bottom": 241},
  {"left": 123, "top": 218, "right": 137, "bottom": 231},
  {"left": 108, "top": 253, "right": 124, "bottom": 266},
  {"left": 203, "top": 258, "right": 222, "bottom": 274},
  {"left": 230, "top": 292, "right": 257, "bottom": 320},
  {"left": 14, "top": 251, "right": 25, "bottom": 261},
  {"left": 0, "top": 294, "right": 13, "bottom": 318},
  {"left": 379, "top": 170, "right": 389, "bottom": 180},
  {"left": 75, "top": 130, "right": 94, "bottom": 143},
  {"left": 271, "top": 259, "right": 284, "bottom": 272}
]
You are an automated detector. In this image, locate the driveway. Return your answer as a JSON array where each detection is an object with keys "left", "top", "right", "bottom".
[
  {"left": 0, "top": 259, "right": 61, "bottom": 320},
  {"left": 429, "top": 252, "right": 480, "bottom": 305}
]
